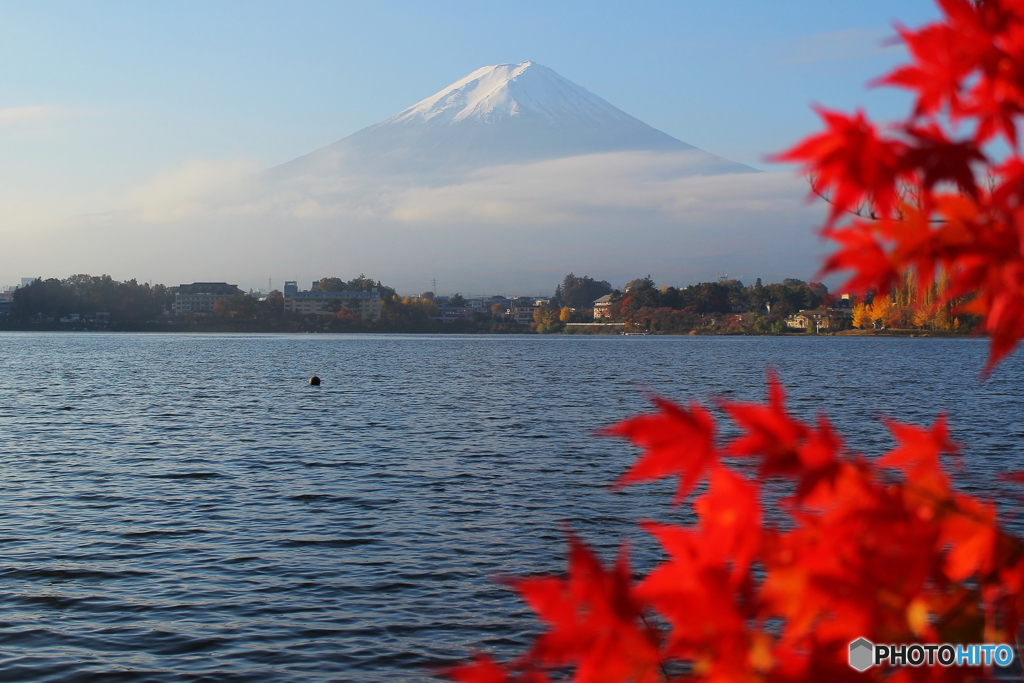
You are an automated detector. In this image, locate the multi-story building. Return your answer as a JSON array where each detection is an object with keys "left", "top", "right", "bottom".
[
  {"left": 283, "top": 281, "right": 382, "bottom": 321},
  {"left": 172, "top": 282, "right": 243, "bottom": 317},
  {"left": 511, "top": 304, "right": 538, "bottom": 324},
  {"left": 593, "top": 294, "right": 613, "bottom": 319}
]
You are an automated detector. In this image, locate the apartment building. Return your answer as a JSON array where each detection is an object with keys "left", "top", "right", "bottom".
[
  {"left": 172, "top": 282, "right": 243, "bottom": 317},
  {"left": 283, "top": 281, "right": 382, "bottom": 321}
]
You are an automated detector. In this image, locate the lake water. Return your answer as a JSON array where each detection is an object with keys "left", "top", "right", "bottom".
[{"left": 0, "top": 333, "right": 1022, "bottom": 682}]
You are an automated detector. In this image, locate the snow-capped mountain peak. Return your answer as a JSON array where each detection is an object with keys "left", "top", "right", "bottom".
[
  {"left": 387, "top": 60, "right": 637, "bottom": 127},
  {"left": 274, "top": 61, "right": 755, "bottom": 177}
]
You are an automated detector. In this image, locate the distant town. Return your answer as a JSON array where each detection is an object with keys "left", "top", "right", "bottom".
[{"left": 0, "top": 272, "right": 978, "bottom": 335}]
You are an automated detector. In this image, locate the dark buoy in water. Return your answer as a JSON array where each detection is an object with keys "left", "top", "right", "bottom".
[{"left": 308, "top": 376, "right": 321, "bottom": 386}]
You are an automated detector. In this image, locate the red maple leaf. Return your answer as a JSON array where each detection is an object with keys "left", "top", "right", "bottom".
[
  {"left": 902, "top": 124, "right": 986, "bottom": 198},
  {"left": 721, "top": 371, "right": 808, "bottom": 475},
  {"left": 602, "top": 397, "right": 718, "bottom": 502},
  {"left": 693, "top": 465, "right": 763, "bottom": 577},
  {"left": 511, "top": 536, "right": 662, "bottom": 683},
  {"left": 877, "top": 415, "right": 958, "bottom": 497},
  {"left": 441, "top": 655, "right": 551, "bottom": 683}
]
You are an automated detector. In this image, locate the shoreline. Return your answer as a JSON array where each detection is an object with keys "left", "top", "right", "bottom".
[{"left": 0, "top": 323, "right": 982, "bottom": 338}]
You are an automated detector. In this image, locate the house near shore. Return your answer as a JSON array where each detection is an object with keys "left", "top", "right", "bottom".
[
  {"left": 786, "top": 308, "right": 849, "bottom": 332},
  {"left": 592, "top": 294, "right": 613, "bottom": 320},
  {"left": 511, "top": 304, "right": 538, "bottom": 324}
]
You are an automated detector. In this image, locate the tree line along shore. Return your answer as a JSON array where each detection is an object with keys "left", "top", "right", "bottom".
[{"left": 0, "top": 272, "right": 981, "bottom": 336}]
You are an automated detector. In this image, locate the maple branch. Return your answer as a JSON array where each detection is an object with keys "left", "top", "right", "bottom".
[
  {"left": 806, "top": 172, "right": 951, "bottom": 224},
  {"left": 806, "top": 172, "right": 903, "bottom": 221},
  {"left": 639, "top": 612, "right": 672, "bottom": 682},
  {"left": 807, "top": 172, "right": 875, "bottom": 220}
]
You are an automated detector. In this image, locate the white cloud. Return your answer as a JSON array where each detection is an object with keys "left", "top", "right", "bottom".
[
  {"left": 383, "top": 152, "right": 787, "bottom": 225},
  {"left": 0, "top": 105, "right": 75, "bottom": 125},
  {"left": 0, "top": 105, "right": 62, "bottom": 125},
  {"left": 124, "top": 158, "right": 262, "bottom": 223},
  {"left": 0, "top": 150, "right": 829, "bottom": 294}
]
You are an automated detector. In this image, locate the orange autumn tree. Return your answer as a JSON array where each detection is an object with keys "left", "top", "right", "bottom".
[{"left": 445, "top": 1, "right": 1024, "bottom": 681}]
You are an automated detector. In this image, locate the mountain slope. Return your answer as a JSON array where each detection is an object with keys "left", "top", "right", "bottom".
[{"left": 274, "top": 61, "right": 754, "bottom": 178}]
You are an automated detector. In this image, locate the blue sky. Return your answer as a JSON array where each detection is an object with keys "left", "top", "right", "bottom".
[
  {"left": 0, "top": 0, "right": 943, "bottom": 292},
  {"left": 1, "top": 1, "right": 939, "bottom": 170}
]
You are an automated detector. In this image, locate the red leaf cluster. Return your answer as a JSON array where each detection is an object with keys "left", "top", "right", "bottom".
[
  {"left": 446, "top": 379, "right": 1024, "bottom": 682},
  {"left": 777, "top": 0, "right": 1024, "bottom": 373}
]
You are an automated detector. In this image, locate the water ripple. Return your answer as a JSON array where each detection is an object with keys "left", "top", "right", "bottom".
[{"left": 0, "top": 333, "right": 1021, "bottom": 681}]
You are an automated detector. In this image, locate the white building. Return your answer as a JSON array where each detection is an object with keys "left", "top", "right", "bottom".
[
  {"left": 511, "top": 304, "right": 538, "bottom": 324},
  {"left": 283, "top": 281, "right": 382, "bottom": 321}
]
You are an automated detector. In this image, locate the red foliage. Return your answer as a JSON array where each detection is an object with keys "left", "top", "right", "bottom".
[
  {"left": 778, "top": 0, "right": 1024, "bottom": 374},
  {"left": 334, "top": 308, "right": 359, "bottom": 323},
  {"left": 445, "top": 2, "right": 1024, "bottom": 680}
]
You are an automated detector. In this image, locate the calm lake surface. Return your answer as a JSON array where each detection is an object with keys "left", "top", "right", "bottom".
[{"left": 0, "top": 333, "right": 1022, "bottom": 682}]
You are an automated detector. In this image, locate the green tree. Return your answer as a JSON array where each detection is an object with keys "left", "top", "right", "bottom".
[
  {"left": 559, "top": 273, "right": 613, "bottom": 308},
  {"left": 214, "top": 293, "right": 257, "bottom": 320},
  {"left": 11, "top": 274, "right": 168, "bottom": 323},
  {"left": 620, "top": 276, "right": 661, "bottom": 313},
  {"left": 317, "top": 274, "right": 396, "bottom": 301},
  {"left": 261, "top": 290, "right": 284, "bottom": 318},
  {"left": 316, "top": 277, "right": 345, "bottom": 292},
  {"left": 752, "top": 313, "right": 774, "bottom": 334}
]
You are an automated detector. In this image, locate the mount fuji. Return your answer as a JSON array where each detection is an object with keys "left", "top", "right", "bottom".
[
  {"left": 19, "top": 61, "right": 819, "bottom": 295},
  {"left": 273, "top": 60, "right": 755, "bottom": 179}
]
